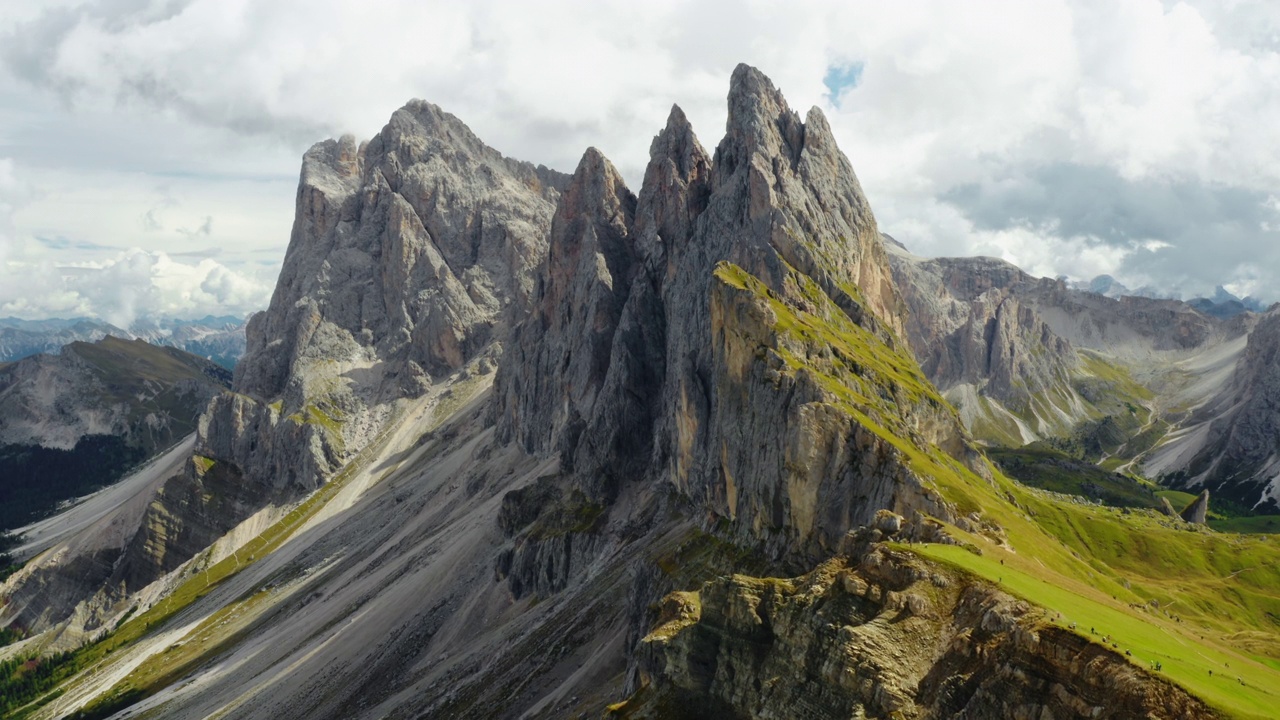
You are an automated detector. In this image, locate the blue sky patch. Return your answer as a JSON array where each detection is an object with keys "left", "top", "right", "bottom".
[
  {"left": 823, "top": 62, "right": 864, "bottom": 106},
  {"left": 36, "top": 236, "right": 117, "bottom": 252}
]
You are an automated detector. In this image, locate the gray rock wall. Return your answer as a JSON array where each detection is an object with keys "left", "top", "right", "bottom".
[{"left": 496, "top": 65, "right": 974, "bottom": 564}]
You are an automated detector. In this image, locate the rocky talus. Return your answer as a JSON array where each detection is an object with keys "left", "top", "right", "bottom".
[
  {"left": 622, "top": 544, "right": 1214, "bottom": 719},
  {"left": 1170, "top": 306, "right": 1280, "bottom": 510}
]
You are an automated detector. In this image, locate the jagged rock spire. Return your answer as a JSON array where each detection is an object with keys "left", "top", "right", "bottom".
[
  {"left": 494, "top": 147, "right": 637, "bottom": 461},
  {"left": 1181, "top": 489, "right": 1210, "bottom": 524},
  {"left": 634, "top": 104, "right": 711, "bottom": 264},
  {"left": 498, "top": 64, "right": 968, "bottom": 558},
  {"left": 703, "top": 63, "right": 905, "bottom": 337}
]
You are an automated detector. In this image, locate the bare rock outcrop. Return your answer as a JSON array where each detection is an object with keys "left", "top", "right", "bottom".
[
  {"left": 888, "top": 247, "right": 1081, "bottom": 444},
  {"left": 106, "top": 102, "right": 570, "bottom": 607},
  {"left": 493, "top": 147, "right": 638, "bottom": 464},
  {"left": 1180, "top": 489, "right": 1210, "bottom": 524},
  {"left": 887, "top": 239, "right": 1244, "bottom": 450},
  {"left": 623, "top": 550, "right": 1215, "bottom": 719},
  {"left": 1169, "top": 307, "right": 1280, "bottom": 511},
  {"left": 497, "top": 65, "right": 975, "bottom": 564}
]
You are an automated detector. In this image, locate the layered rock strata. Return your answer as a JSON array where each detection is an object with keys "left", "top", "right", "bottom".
[{"left": 623, "top": 547, "right": 1214, "bottom": 719}]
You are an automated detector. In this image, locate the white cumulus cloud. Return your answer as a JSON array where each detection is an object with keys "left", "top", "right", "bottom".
[
  {"left": 0, "top": 244, "right": 273, "bottom": 325},
  {"left": 1, "top": 0, "right": 1279, "bottom": 307}
]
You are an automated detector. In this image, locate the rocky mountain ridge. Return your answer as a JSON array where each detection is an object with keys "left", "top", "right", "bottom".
[
  {"left": 498, "top": 65, "right": 970, "bottom": 567},
  {"left": 0, "top": 316, "right": 248, "bottom": 369},
  {"left": 0, "top": 335, "right": 229, "bottom": 454},
  {"left": 0, "top": 65, "right": 1274, "bottom": 720},
  {"left": 117, "top": 101, "right": 573, "bottom": 603},
  {"left": 884, "top": 237, "right": 1277, "bottom": 511}
]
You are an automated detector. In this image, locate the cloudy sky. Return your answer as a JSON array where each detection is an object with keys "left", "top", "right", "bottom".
[{"left": 1, "top": 0, "right": 1278, "bottom": 324}]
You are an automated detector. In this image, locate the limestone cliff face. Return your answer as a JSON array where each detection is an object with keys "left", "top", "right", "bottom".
[
  {"left": 887, "top": 241, "right": 1241, "bottom": 449},
  {"left": 497, "top": 65, "right": 973, "bottom": 564},
  {"left": 1173, "top": 307, "right": 1280, "bottom": 510},
  {"left": 622, "top": 547, "right": 1214, "bottom": 719},
  {"left": 234, "top": 100, "right": 566, "bottom": 473},
  {"left": 887, "top": 248, "right": 1083, "bottom": 444},
  {"left": 117, "top": 102, "right": 570, "bottom": 597},
  {"left": 238, "top": 105, "right": 567, "bottom": 403},
  {"left": 890, "top": 252, "right": 1070, "bottom": 398},
  {"left": 493, "top": 148, "right": 638, "bottom": 463}
]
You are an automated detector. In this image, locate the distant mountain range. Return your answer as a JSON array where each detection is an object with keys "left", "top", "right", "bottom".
[
  {"left": 1067, "top": 274, "right": 1268, "bottom": 318},
  {"left": 0, "top": 335, "right": 231, "bottom": 534},
  {"left": 0, "top": 315, "right": 248, "bottom": 368},
  {"left": 888, "top": 237, "right": 1279, "bottom": 512}
]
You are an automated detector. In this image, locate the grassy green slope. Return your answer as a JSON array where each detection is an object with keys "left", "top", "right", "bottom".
[
  {"left": 717, "top": 261, "right": 1280, "bottom": 718},
  {"left": 1211, "top": 515, "right": 1280, "bottom": 534},
  {"left": 875, "top": 435, "right": 1280, "bottom": 720},
  {"left": 915, "top": 542, "right": 1279, "bottom": 718},
  {"left": 989, "top": 446, "right": 1163, "bottom": 509},
  {"left": 909, "top": 457, "right": 1280, "bottom": 718}
]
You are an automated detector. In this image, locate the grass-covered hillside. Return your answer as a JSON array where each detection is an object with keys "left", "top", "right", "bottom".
[
  {"left": 910, "top": 449, "right": 1280, "bottom": 718},
  {"left": 714, "top": 257, "right": 1280, "bottom": 716}
]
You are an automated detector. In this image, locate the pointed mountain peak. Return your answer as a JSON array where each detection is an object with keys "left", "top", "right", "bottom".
[
  {"left": 574, "top": 146, "right": 618, "bottom": 179},
  {"left": 801, "top": 105, "right": 837, "bottom": 152},
  {"left": 648, "top": 104, "right": 708, "bottom": 176},
  {"left": 559, "top": 147, "right": 634, "bottom": 223},
  {"left": 636, "top": 106, "right": 711, "bottom": 258},
  {"left": 390, "top": 99, "right": 490, "bottom": 153},
  {"left": 546, "top": 147, "right": 637, "bottom": 299},
  {"left": 728, "top": 63, "right": 789, "bottom": 113},
  {"left": 719, "top": 64, "right": 805, "bottom": 176},
  {"left": 726, "top": 64, "right": 793, "bottom": 138},
  {"left": 662, "top": 103, "right": 691, "bottom": 135}
]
